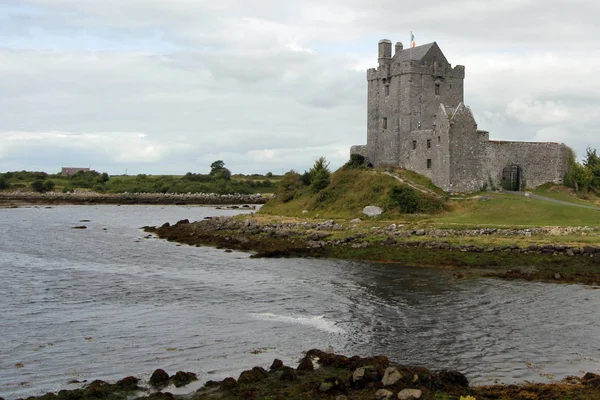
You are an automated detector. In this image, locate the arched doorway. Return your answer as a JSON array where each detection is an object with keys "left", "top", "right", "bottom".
[{"left": 502, "top": 164, "right": 521, "bottom": 191}]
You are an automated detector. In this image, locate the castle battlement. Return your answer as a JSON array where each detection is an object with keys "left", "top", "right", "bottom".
[{"left": 352, "top": 39, "right": 569, "bottom": 192}]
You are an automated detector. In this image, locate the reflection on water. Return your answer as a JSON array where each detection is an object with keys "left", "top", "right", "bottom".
[{"left": 1, "top": 205, "right": 599, "bottom": 399}]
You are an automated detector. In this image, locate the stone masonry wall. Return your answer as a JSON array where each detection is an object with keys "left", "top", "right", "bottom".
[{"left": 483, "top": 141, "right": 570, "bottom": 189}]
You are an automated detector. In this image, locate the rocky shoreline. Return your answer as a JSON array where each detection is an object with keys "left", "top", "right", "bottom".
[
  {"left": 12, "top": 349, "right": 600, "bottom": 400},
  {"left": 0, "top": 191, "right": 269, "bottom": 206},
  {"left": 144, "top": 216, "right": 600, "bottom": 285}
]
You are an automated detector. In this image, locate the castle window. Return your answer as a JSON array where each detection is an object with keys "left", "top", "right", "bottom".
[
  {"left": 412, "top": 140, "right": 417, "bottom": 150},
  {"left": 427, "top": 139, "right": 431, "bottom": 148},
  {"left": 385, "top": 85, "right": 389, "bottom": 96},
  {"left": 383, "top": 117, "right": 388, "bottom": 129},
  {"left": 427, "top": 159, "right": 432, "bottom": 169},
  {"left": 435, "top": 84, "right": 440, "bottom": 96},
  {"left": 438, "top": 136, "right": 441, "bottom": 143}
]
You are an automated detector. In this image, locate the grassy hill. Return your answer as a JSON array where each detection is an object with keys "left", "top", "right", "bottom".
[
  {"left": 260, "top": 167, "right": 600, "bottom": 227},
  {"left": 259, "top": 166, "right": 447, "bottom": 219}
]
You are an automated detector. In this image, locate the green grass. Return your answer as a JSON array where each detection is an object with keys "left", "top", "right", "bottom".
[
  {"left": 437, "top": 193, "right": 600, "bottom": 227},
  {"left": 261, "top": 168, "right": 600, "bottom": 228},
  {"left": 532, "top": 182, "right": 599, "bottom": 206},
  {"left": 259, "top": 168, "right": 447, "bottom": 219}
]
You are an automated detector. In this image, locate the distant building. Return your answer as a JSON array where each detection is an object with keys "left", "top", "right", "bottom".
[
  {"left": 351, "top": 40, "right": 570, "bottom": 192},
  {"left": 61, "top": 167, "right": 91, "bottom": 176}
]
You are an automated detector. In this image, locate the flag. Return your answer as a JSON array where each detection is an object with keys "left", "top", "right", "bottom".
[{"left": 411, "top": 32, "right": 416, "bottom": 48}]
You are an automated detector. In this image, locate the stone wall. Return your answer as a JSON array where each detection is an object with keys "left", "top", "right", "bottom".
[{"left": 483, "top": 141, "right": 570, "bottom": 189}]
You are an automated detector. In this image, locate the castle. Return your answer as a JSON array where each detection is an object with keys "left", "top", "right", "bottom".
[{"left": 351, "top": 40, "right": 570, "bottom": 192}]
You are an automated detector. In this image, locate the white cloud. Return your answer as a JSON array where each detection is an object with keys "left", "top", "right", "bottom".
[{"left": 0, "top": 0, "right": 599, "bottom": 174}]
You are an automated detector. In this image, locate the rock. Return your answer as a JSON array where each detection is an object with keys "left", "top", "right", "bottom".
[
  {"left": 269, "top": 359, "right": 284, "bottom": 371},
  {"left": 115, "top": 376, "right": 140, "bottom": 390},
  {"left": 319, "top": 381, "right": 334, "bottom": 392},
  {"left": 566, "top": 249, "right": 575, "bottom": 257},
  {"left": 582, "top": 372, "right": 600, "bottom": 386},
  {"left": 220, "top": 377, "right": 237, "bottom": 389},
  {"left": 149, "top": 369, "right": 170, "bottom": 388},
  {"left": 171, "top": 371, "right": 197, "bottom": 387},
  {"left": 397, "top": 388, "right": 422, "bottom": 399},
  {"left": 71, "top": 225, "right": 87, "bottom": 229},
  {"left": 352, "top": 366, "right": 378, "bottom": 387},
  {"left": 350, "top": 218, "right": 362, "bottom": 223},
  {"left": 382, "top": 367, "right": 402, "bottom": 386},
  {"left": 554, "top": 273, "right": 562, "bottom": 280},
  {"left": 297, "top": 355, "right": 314, "bottom": 372},
  {"left": 279, "top": 366, "right": 298, "bottom": 382},
  {"left": 376, "top": 389, "right": 394, "bottom": 400},
  {"left": 362, "top": 206, "right": 383, "bottom": 217},
  {"left": 238, "top": 366, "right": 268, "bottom": 383},
  {"left": 584, "top": 246, "right": 597, "bottom": 254},
  {"left": 302, "top": 210, "right": 308, "bottom": 214},
  {"left": 435, "top": 370, "right": 469, "bottom": 388},
  {"left": 175, "top": 219, "right": 189, "bottom": 225}
]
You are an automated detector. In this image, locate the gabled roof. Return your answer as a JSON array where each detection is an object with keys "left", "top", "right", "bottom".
[{"left": 393, "top": 42, "right": 442, "bottom": 63}]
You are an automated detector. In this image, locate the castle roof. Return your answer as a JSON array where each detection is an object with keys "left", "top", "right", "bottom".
[{"left": 393, "top": 42, "right": 443, "bottom": 63}]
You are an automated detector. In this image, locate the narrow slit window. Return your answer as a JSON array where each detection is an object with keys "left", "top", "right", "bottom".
[
  {"left": 412, "top": 140, "right": 417, "bottom": 150},
  {"left": 427, "top": 159, "right": 432, "bottom": 169},
  {"left": 427, "top": 139, "right": 431, "bottom": 148},
  {"left": 385, "top": 85, "right": 390, "bottom": 96},
  {"left": 438, "top": 136, "right": 441, "bottom": 143},
  {"left": 383, "top": 117, "right": 388, "bottom": 129},
  {"left": 435, "top": 84, "right": 440, "bottom": 96}
]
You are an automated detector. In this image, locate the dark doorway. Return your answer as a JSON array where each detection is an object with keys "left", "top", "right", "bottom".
[{"left": 502, "top": 164, "right": 521, "bottom": 191}]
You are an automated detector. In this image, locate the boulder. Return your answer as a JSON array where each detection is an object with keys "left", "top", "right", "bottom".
[
  {"left": 171, "top": 371, "right": 197, "bottom": 387},
  {"left": 350, "top": 218, "right": 362, "bottom": 224},
  {"left": 376, "top": 389, "right": 394, "bottom": 400},
  {"left": 297, "top": 355, "right": 314, "bottom": 372},
  {"left": 397, "top": 388, "right": 422, "bottom": 399},
  {"left": 362, "top": 206, "right": 383, "bottom": 217},
  {"left": 238, "top": 367, "right": 268, "bottom": 384},
  {"left": 382, "top": 367, "right": 402, "bottom": 386},
  {"left": 279, "top": 366, "right": 298, "bottom": 382},
  {"left": 115, "top": 376, "right": 140, "bottom": 390},
  {"left": 149, "top": 369, "right": 170, "bottom": 388},
  {"left": 269, "top": 359, "right": 284, "bottom": 371}
]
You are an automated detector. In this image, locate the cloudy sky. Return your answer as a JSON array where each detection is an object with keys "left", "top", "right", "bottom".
[{"left": 1, "top": 0, "right": 599, "bottom": 175}]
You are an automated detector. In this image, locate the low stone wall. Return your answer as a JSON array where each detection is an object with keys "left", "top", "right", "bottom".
[{"left": 0, "top": 191, "right": 270, "bottom": 205}]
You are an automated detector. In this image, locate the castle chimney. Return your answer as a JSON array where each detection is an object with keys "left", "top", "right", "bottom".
[
  {"left": 378, "top": 39, "right": 392, "bottom": 65},
  {"left": 395, "top": 42, "right": 404, "bottom": 54}
]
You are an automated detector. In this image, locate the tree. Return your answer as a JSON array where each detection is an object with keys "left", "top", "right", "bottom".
[
  {"left": 210, "top": 160, "right": 225, "bottom": 174},
  {"left": 31, "top": 180, "right": 55, "bottom": 193},
  {"left": 0, "top": 176, "right": 8, "bottom": 190},
  {"left": 308, "top": 157, "right": 331, "bottom": 192},
  {"left": 209, "top": 160, "right": 231, "bottom": 181},
  {"left": 276, "top": 170, "right": 304, "bottom": 203}
]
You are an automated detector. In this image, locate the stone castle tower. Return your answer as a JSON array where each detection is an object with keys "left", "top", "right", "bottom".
[{"left": 351, "top": 39, "right": 570, "bottom": 193}]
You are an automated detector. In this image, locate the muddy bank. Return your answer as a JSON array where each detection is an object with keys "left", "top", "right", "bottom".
[
  {"left": 0, "top": 192, "right": 268, "bottom": 206},
  {"left": 17, "top": 349, "right": 600, "bottom": 400},
  {"left": 144, "top": 216, "right": 600, "bottom": 285}
]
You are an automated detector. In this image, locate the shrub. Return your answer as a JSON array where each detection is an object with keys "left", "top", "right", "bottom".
[
  {"left": 276, "top": 170, "right": 304, "bottom": 203},
  {"left": 387, "top": 185, "right": 445, "bottom": 214},
  {"left": 31, "top": 180, "right": 55, "bottom": 193},
  {"left": 345, "top": 154, "right": 365, "bottom": 169}
]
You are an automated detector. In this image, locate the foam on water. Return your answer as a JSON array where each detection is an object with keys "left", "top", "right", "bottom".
[{"left": 250, "top": 313, "right": 345, "bottom": 334}]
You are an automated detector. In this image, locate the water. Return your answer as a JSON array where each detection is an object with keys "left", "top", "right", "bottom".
[{"left": 1, "top": 205, "right": 600, "bottom": 398}]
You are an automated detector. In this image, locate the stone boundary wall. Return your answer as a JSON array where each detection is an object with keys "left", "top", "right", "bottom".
[
  {"left": 484, "top": 141, "right": 570, "bottom": 189},
  {"left": 0, "top": 191, "right": 270, "bottom": 205}
]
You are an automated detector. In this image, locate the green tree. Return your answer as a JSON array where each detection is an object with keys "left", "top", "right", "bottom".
[
  {"left": 0, "top": 176, "right": 8, "bottom": 190},
  {"left": 308, "top": 157, "right": 330, "bottom": 192},
  {"left": 209, "top": 160, "right": 231, "bottom": 180},
  {"left": 276, "top": 170, "right": 304, "bottom": 203},
  {"left": 31, "top": 180, "right": 55, "bottom": 193}
]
